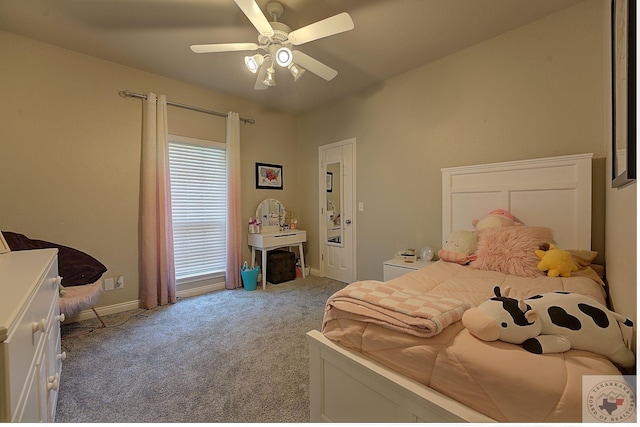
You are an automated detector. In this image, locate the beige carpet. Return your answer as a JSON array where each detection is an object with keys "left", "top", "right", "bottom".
[{"left": 55, "top": 275, "right": 346, "bottom": 423}]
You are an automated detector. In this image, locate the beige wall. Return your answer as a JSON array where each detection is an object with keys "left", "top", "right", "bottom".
[
  {"left": 1, "top": 0, "right": 634, "bottom": 325},
  {"left": 297, "top": 0, "right": 609, "bottom": 280},
  {"left": 0, "top": 30, "right": 298, "bottom": 308}
]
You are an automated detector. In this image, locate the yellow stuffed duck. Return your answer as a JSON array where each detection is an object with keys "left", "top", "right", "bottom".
[{"left": 535, "top": 243, "right": 578, "bottom": 277}]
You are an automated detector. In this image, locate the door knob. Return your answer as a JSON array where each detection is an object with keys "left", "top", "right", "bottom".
[{"left": 345, "top": 219, "right": 352, "bottom": 225}]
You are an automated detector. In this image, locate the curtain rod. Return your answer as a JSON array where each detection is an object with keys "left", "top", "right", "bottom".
[{"left": 119, "top": 90, "right": 255, "bottom": 125}]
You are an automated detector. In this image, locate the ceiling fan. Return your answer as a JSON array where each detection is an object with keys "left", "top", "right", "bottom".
[{"left": 190, "top": 0, "right": 354, "bottom": 90}]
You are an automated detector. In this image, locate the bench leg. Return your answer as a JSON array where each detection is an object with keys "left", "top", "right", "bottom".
[{"left": 91, "top": 307, "right": 106, "bottom": 328}]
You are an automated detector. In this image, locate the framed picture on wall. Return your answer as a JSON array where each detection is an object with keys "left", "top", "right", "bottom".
[
  {"left": 326, "top": 172, "right": 333, "bottom": 192},
  {"left": 256, "top": 162, "right": 283, "bottom": 189},
  {"left": 611, "top": 0, "right": 636, "bottom": 188}
]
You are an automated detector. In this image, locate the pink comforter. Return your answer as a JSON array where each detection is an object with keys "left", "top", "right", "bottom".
[{"left": 322, "top": 261, "right": 626, "bottom": 422}]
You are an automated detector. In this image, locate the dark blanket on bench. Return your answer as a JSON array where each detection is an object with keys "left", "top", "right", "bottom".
[{"left": 2, "top": 231, "right": 107, "bottom": 286}]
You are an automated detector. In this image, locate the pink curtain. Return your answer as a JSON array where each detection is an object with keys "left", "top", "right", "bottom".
[
  {"left": 140, "top": 93, "right": 176, "bottom": 308},
  {"left": 225, "top": 112, "right": 242, "bottom": 289}
]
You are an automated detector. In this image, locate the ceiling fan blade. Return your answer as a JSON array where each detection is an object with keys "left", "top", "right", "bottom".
[
  {"left": 293, "top": 51, "right": 338, "bottom": 81},
  {"left": 254, "top": 64, "right": 268, "bottom": 90},
  {"left": 190, "top": 43, "right": 259, "bottom": 53},
  {"left": 234, "top": 0, "right": 274, "bottom": 37},
  {"left": 288, "top": 12, "right": 354, "bottom": 46}
]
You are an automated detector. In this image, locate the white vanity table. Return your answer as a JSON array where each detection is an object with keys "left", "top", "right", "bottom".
[
  {"left": 248, "top": 230, "right": 307, "bottom": 289},
  {"left": 248, "top": 198, "right": 307, "bottom": 289}
]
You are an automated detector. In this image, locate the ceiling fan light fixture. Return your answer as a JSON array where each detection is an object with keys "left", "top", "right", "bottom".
[
  {"left": 263, "top": 66, "right": 276, "bottom": 86},
  {"left": 244, "top": 54, "right": 264, "bottom": 73},
  {"left": 275, "top": 47, "right": 293, "bottom": 67},
  {"left": 288, "top": 63, "right": 306, "bottom": 81}
]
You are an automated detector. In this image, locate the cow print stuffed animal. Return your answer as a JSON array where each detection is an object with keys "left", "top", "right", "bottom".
[{"left": 462, "top": 286, "right": 635, "bottom": 368}]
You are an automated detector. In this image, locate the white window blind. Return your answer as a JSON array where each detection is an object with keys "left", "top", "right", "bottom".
[{"left": 168, "top": 136, "right": 226, "bottom": 283}]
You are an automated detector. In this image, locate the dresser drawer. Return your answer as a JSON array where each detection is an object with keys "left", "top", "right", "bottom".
[
  {"left": 252, "top": 230, "right": 307, "bottom": 248},
  {"left": 383, "top": 258, "right": 434, "bottom": 281}
]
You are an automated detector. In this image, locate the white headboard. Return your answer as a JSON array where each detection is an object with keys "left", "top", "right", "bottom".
[{"left": 441, "top": 153, "right": 593, "bottom": 250}]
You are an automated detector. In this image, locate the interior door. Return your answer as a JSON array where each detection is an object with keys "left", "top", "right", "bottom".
[{"left": 319, "top": 139, "right": 356, "bottom": 283}]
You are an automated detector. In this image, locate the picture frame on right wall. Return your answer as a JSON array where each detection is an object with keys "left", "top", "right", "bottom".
[{"left": 611, "top": 0, "right": 636, "bottom": 188}]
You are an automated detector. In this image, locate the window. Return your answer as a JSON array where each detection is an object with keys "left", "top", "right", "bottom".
[{"left": 168, "top": 135, "right": 226, "bottom": 284}]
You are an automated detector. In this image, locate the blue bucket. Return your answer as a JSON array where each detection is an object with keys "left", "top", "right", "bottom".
[{"left": 241, "top": 262, "right": 260, "bottom": 291}]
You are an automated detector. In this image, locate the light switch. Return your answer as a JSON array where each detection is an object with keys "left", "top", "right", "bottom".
[
  {"left": 104, "top": 278, "right": 115, "bottom": 291},
  {"left": 358, "top": 202, "right": 364, "bottom": 212}
]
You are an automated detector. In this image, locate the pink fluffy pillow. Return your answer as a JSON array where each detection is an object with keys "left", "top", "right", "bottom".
[{"left": 469, "top": 226, "right": 554, "bottom": 277}]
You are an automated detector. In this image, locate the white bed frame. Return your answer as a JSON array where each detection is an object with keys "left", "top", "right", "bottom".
[{"left": 307, "top": 153, "right": 594, "bottom": 422}]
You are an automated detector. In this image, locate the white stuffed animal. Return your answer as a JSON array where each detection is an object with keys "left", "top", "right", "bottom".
[
  {"left": 438, "top": 230, "right": 478, "bottom": 265},
  {"left": 462, "top": 286, "right": 635, "bottom": 368}
]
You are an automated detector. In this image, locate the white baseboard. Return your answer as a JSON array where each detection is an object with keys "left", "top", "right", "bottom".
[
  {"left": 63, "top": 300, "right": 141, "bottom": 324},
  {"left": 176, "top": 282, "right": 225, "bottom": 298},
  {"left": 62, "top": 274, "right": 327, "bottom": 325},
  {"left": 63, "top": 283, "right": 224, "bottom": 324}
]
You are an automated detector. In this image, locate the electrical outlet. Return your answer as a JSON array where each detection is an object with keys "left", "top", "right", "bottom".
[
  {"left": 115, "top": 275, "right": 124, "bottom": 289},
  {"left": 104, "top": 278, "right": 115, "bottom": 291}
]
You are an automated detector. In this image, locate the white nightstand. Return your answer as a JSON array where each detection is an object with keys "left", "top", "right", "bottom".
[{"left": 383, "top": 257, "right": 434, "bottom": 281}]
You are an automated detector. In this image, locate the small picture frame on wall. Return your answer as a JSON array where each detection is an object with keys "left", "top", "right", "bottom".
[
  {"left": 256, "top": 162, "right": 283, "bottom": 189},
  {"left": 326, "top": 172, "right": 333, "bottom": 192}
]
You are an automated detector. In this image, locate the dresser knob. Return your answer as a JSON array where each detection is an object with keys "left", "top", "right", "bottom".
[
  {"left": 56, "top": 313, "right": 65, "bottom": 323},
  {"left": 31, "top": 319, "right": 46, "bottom": 334},
  {"left": 57, "top": 351, "right": 67, "bottom": 361},
  {"left": 46, "top": 374, "right": 59, "bottom": 391}
]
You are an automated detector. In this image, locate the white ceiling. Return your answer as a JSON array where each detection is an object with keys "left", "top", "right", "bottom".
[{"left": 0, "top": 0, "right": 585, "bottom": 114}]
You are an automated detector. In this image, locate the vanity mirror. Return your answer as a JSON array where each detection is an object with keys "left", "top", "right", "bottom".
[{"left": 256, "top": 198, "right": 286, "bottom": 230}]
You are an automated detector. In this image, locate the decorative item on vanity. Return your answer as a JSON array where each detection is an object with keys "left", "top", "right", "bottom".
[
  {"left": 247, "top": 198, "right": 307, "bottom": 289},
  {"left": 248, "top": 218, "right": 262, "bottom": 234},
  {"left": 189, "top": 1, "right": 354, "bottom": 89}
]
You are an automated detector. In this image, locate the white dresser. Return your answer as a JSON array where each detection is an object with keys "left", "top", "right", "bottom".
[
  {"left": 0, "top": 249, "right": 65, "bottom": 422},
  {"left": 383, "top": 257, "right": 434, "bottom": 281}
]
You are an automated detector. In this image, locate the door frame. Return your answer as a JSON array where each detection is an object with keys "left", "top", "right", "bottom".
[{"left": 318, "top": 138, "right": 357, "bottom": 282}]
